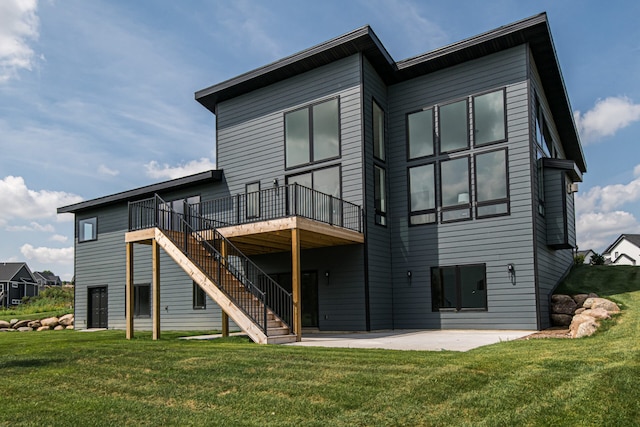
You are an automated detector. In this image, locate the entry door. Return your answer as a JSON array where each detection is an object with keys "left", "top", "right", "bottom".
[{"left": 88, "top": 287, "right": 108, "bottom": 328}]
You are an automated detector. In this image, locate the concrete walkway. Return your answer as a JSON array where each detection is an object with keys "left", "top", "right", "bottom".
[{"left": 285, "top": 329, "right": 533, "bottom": 352}]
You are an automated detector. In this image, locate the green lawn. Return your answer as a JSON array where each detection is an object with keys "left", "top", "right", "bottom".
[{"left": 1, "top": 265, "right": 638, "bottom": 426}]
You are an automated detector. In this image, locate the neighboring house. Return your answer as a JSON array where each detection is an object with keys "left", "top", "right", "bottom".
[
  {"left": 34, "top": 271, "right": 63, "bottom": 287},
  {"left": 603, "top": 234, "right": 640, "bottom": 266},
  {"left": 576, "top": 249, "right": 595, "bottom": 265},
  {"left": 0, "top": 262, "right": 39, "bottom": 308},
  {"left": 58, "top": 13, "right": 586, "bottom": 343}
]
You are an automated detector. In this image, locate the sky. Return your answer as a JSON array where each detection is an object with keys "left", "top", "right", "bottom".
[{"left": 1, "top": 0, "right": 640, "bottom": 281}]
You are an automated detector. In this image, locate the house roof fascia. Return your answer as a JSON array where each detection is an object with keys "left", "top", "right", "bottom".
[
  {"left": 195, "top": 13, "right": 585, "bottom": 173},
  {"left": 57, "top": 170, "right": 223, "bottom": 214}
]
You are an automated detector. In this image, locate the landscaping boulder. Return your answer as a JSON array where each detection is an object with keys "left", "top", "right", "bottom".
[
  {"left": 37, "top": 325, "right": 51, "bottom": 332},
  {"left": 570, "top": 314, "right": 598, "bottom": 338},
  {"left": 59, "top": 314, "right": 74, "bottom": 326},
  {"left": 574, "top": 308, "right": 586, "bottom": 315},
  {"left": 13, "top": 320, "right": 32, "bottom": 329},
  {"left": 583, "top": 307, "right": 611, "bottom": 320},
  {"left": 17, "top": 327, "right": 33, "bottom": 332},
  {"left": 0, "top": 320, "right": 10, "bottom": 329},
  {"left": 551, "top": 294, "right": 577, "bottom": 315},
  {"left": 66, "top": 325, "right": 74, "bottom": 330},
  {"left": 572, "top": 294, "right": 590, "bottom": 308},
  {"left": 10, "top": 319, "right": 19, "bottom": 327},
  {"left": 54, "top": 325, "right": 65, "bottom": 331},
  {"left": 551, "top": 313, "right": 573, "bottom": 327},
  {"left": 41, "top": 317, "right": 59, "bottom": 328},
  {"left": 584, "top": 298, "right": 620, "bottom": 313},
  {"left": 28, "top": 320, "right": 42, "bottom": 328}
]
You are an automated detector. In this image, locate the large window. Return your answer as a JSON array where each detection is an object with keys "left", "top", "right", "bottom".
[
  {"left": 431, "top": 264, "right": 487, "bottom": 311},
  {"left": 473, "top": 89, "right": 506, "bottom": 145},
  {"left": 440, "top": 156, "right": 471, "bottom": 222},
  {"left": 193, "top": 281, "right": 206, "bottom": 309},
  {"left": 409, "top": 163, "right": 436, "bottom": 225},
  {"left": 374, "top": 165, "right": 387, "bottom": 226},
  {"left": 407, "top": 108, "right": 434, "bottom": 159},
  {"left": 439, "top": 99, "right": 469, "bottom": 153},
  {"left": 285, "top": 98, "right": 340, "bottom": 168},
  {"left": 79, "top": 217, "right": 97, "bottom": 242},
  {"left": 475, "top": 149, "right": 509, "bottom": 218},
  {"left": 373, "top": 101, "right": 385, "bottom": 161},
  {"left": 287, "top": 165, "right": 341, "bottom": 224},
  {"left": 134, "top": 284, "right": 150, "bottom": 317}
]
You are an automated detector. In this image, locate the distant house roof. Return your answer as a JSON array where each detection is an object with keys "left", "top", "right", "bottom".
[
  {"left": 34, "top": 271, "right": 62, "bottom": 285},
  {"left": 577, "top": 249, "right": 594, "bottom": 257},
  {"left": 611, "top": 253, "right": 637, "bottom": 265},
  {"left": 603, "top": 234, "right": 640, "bottom": 255},
  {"left": 195, "top": 12, "right": 585, "bottom": 173},
  {"left": 0, "top": 262, "right": 35, "bottom": 282},
  {"left": 57, "top": 170, "right": 223, "bottom": 214}
]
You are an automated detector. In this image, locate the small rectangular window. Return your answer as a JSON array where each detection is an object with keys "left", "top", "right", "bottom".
[
  {"left": 409, "top": 163, "right": 436, "bottom": 225},
  {"left": 193, "top": 281, "right": 206, "bottom": 309},
  {"left": 473, "top": 89, "right": 506, "bottom": 145},
  {"left": 475, "top": 148, "right": 509, "bottom": 218},
  {"left": 440, "top": 156, "right": 471, "bottom": 222},
  {"left": 374, "top": 165, "right": 386, "bottom": 226},
  {"left": 79, "top": 217, "right": 97, "bottom": 242},
  {"left": 439, "top": 99, "right": 469, "bottom": 153},
  {"left": 408, "top": 108, "right": 434, "bottom": 159},
  {"left": 134, "top": 284, "right": 150, "bottom": 317},
  {"left": 373, "top": 101, "right": 385, "bottom": 161},
  {"left": 246, "top": 182, "right": 260, "bottom": 219},
  {"left": 431, "top": 264, "right": 487, "bottom": 311}
]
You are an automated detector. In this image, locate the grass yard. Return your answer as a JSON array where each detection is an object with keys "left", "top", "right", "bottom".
[{"left": 1, "top": 266, "right": 638, "bottom": 426}]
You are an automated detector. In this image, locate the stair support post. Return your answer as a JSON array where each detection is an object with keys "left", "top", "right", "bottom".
[
  {"left": 152, "top": 239, "right": 161, "bottom": 340},
  {"left": 292, "top": 228, "right": 302, "bottom": 342},
  {"left": 126, "top": 242, "right": 134, "bottom": 339}
]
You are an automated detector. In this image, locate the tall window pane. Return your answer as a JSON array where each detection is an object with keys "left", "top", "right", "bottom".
[
  {"left": 459, "top": 265, "right": 486, "bottom": 309},
  {"left": 473, "top": 90, "right": 506, "bottom": 145},
  {"left": 373, "top": 102, "right": 385, "bottom": 160},
  {"left": 312, "top": 99, "right": 339, "bottom": 162},
  {"left": 285, "top": 108, "right": 309, "bottom": 167},
  {"left": 440, "top": 157, "right": 469, "bottom": 207},
  {"left": 439, "top": 100, "right": 468, "bottom": 152},
  {"left": 193, "top": 281, "right": 206, "bottom": 309},
  {"left": 408, "top": 109, "right": 434, "bottom": 158},
  {"left": 409, "top": 164, "right": 436, "bottom": 225},
  {"left": 374, "top": 165, "right": 386, "bottom": 225},
  {"left": 246, "top": 182, "right": 260, "bottom": 219},
  {"left": 476, "top": 150, "right": 507, "bottom": 202}
]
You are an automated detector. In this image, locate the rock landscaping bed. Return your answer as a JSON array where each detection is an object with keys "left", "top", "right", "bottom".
[
  {"left": 0, "top": 314, "right": 74, "bottom": 332},
  {"left": 549, "top": 293, "right": 620, "bottom": 338}
]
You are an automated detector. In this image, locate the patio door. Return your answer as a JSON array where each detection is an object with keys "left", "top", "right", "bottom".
[{"left": 287, "top": 165, "right": 341, "bottom": 225}]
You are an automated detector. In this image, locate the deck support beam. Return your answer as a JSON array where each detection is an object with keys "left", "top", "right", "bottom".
[
  {"left": 125, "top": 242, "right": 134, "bottom": 339},
  {"left": 221, "top": 312, "right": 229, "bottom": 337},
  {"left": 152, "top": 239, "right": 161, "bottom": 340},
  {"left": 292, "top": 228, "right": 302, "bottom": 342}
]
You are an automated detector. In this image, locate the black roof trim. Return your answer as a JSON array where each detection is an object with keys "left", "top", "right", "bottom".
[
  {"left": 57, "top": 170, "right": 223, "bottom": 214},
  {"left": 195, "top": 12, "right": 585, "bottom": 173}
]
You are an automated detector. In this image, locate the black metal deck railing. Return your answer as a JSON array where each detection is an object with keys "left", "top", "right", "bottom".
[{"left": 128, "top": 195, "right": 292, "bottom": 334}]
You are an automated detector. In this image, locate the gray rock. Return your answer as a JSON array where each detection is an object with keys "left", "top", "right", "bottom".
[
  {"left": 17, "top": 327, "right": 33, "bottom": 332},
  {"left": 0, "top": 320, "right": 11, "bottom": 329},
  {"left": 551, "top": 294, "right": 577, "bottom": 315},
  {"left": 572, "top": 294, "right": 590, "bottom": 307},
  {"left": 551, "top": 313, "right": 573, "bottom": 326},
  {"left": 574, "top": 307, "right": 586, "bottom": 315}
]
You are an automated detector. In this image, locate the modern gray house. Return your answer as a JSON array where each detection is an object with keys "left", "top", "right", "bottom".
[
  {"left": 58, "top": 13, "right": 586, "bottom": 344},
  {"left": 0, "top": 262, "right": 39, "bottom": 308}
]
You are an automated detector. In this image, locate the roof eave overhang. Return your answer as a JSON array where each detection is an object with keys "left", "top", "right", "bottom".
[{"left": 57, "top": 170, "right": 223, "bottom": 214}]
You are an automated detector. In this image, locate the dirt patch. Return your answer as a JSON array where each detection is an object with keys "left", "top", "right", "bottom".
[{"left": 520, "top": 327, "right": 571, "bottom": 340}]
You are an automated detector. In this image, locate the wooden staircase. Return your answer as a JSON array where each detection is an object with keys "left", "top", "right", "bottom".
[{"left": 156, "top": 228, "right": 296, "bottom": 344}]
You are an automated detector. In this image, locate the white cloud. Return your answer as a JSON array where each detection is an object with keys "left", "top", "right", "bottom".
[
  {"left": 98, "top": 164, "right": 120, "bottom": 177},
  {"left": 20, "top": 244, "right": 74, "bottom": 265},
  {"left": 0, "top": 0, "right": 39, "bottom": 83},
  {"left": 50, "top": 234, "right": 68, "bottom": 243},
  {"left": 576, "top": 174, "right": 640, "bottom": 213},
  {"left": 6, "top": 221, "right": 55, "bottom": 233},
  {"left": 574, "top": 96, "right": 640, "bottom": 144},
  {"left": 145, "top": 158, "right": 216, "bottom": 180},
  {"left": 0, "top": 176, "right": 84, "bottom": 226}
]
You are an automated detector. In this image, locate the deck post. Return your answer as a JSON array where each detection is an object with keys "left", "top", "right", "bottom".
[
  {"left": 222, "top": 312, "right": 229, "bottom": 337},
  {"left": 125, "top": 242, "right": 134, "bottom": 339},
  {"left": 220, "top": 238, "right": 229, "bottom": 337},
  {"left": 152, "top": 239, "right": 161, "bottom": 340},
  {"left": 291, "top": 228, "right": 302, "bottom": 342}
]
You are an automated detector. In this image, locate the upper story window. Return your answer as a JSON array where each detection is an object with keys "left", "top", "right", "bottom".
[
  {"left": 374, "top": 165, "right": 387, "bottom": 226},
  {"left": 440, "top": 156, "right": 471, "bottom": 222},
  {"left": 409, "top": 163, "right": 436, "bottom": 225},
  {"left": 79, "top": 217, "right": 97, "bottom": 242},
  {"left": 475, "top": 148, "right": 509, "bottom": 218},
  {"left": 372, "top": 100, "right": 387, "bottom": 226},
  {"left": 407, "top": 108, "right": 434, "bottom": 159},
  {"left": 473, "top": 89, "right": 506, "bottom": 146},
  {"left": 373, "top": 101, "right": 385, "bottom": 161},
  {"left": 285, "top": 98, "right": 340, "bottom": 169},
  {"left": 439, "top": 99, "right": 469, "bottom": 153}
]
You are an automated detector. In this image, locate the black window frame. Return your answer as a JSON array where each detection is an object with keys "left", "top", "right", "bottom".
[
  {"left": 372, "top": 99, "right": 386, "bottom": 162},
  {"left": 193, "top": 281, "right": 206, "bottom": 310},
  {"left": 439, "top": 155, "right": 472, "bottom": 223},
  {"left": 431, "top": 264, "right": 487, "bottom": 312},
  {"left": 474, "top": 147, "right": 510, "bottom": 219},
  {"left": 133, "top": 283, "right": 151, "bottom": 318},
  {"left": 408, "top": 162, "right": 437, "bottom": 226},
  {"left": 374, "top": 164, "right": 387, "bottom": 226},
  {"left": 284, "top": 97, "right": 341, "bottom": 170},
  {"left": 406, "top": 107, "right": 436, "bottom": 161},
  {"left": 438, "top": 97, "right": 469, "bottom": 154},
  {"left": 78, "top": 217, "right": 97, "bottom": 243},
  {"left": 245, "top": 181, "right": 261, "bottom": 220},
  {"left": 472, "top": 88, "right": 508, "bottom": 147}
]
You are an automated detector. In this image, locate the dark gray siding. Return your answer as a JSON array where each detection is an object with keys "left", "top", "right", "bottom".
[
  {"left": 362, "top": 56, "right": 393, "bottom": 329},
  {"left": 215, "top": 54, "right": 367, "bottom": 329},
  {"left": 529, "top": 52, "right": 575, "bottom": 328},
  {"left": 387, "top": 45, "right": 538, "bottom": 330},
  {"left": 74, "top": 184, "right": 232, "bottom": 331}
]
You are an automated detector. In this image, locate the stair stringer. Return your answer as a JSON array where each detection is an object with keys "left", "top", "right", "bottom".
[{"left": 154, "top": 228, "right": 270, "bottom": 344}]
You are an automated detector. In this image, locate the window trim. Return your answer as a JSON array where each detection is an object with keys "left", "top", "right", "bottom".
[
  {"left": 406, "top": 107, "right": 436, "bottom": 161},
  {"left": 193, "top": 281, "right": 206, "bottom": 310},
  {"left": 472, "top": 88, "right": 508, "bottom": 147},
  {"left": 438, "top": 97, "right": 470, "bottom": 154},
  {"left": 408, "top": 162, "right": 437, "bottom": 226},
  {"left": 78, "top": 217, "right": 97, "bottom": 243},
  {"left": 474, "top": 147, "right": 510, "bottom": 219},
  {"left": 439, "top": 155, "right": 472, "bottom": 223},
  {"left": 284, "top": 96, "right": 341, "bottom": 170},
  {"left": 431, "top": 264, "right": 488, "bottom": 312}
]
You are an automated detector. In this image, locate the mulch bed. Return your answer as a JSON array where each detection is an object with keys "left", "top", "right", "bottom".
[{"left": 520, "top": 327, "right": 571, "bottom": 339}]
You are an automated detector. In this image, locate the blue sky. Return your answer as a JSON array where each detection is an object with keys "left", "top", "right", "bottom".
[{"left": 1, "top": 0, "right": 639, "bottom": 280}]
